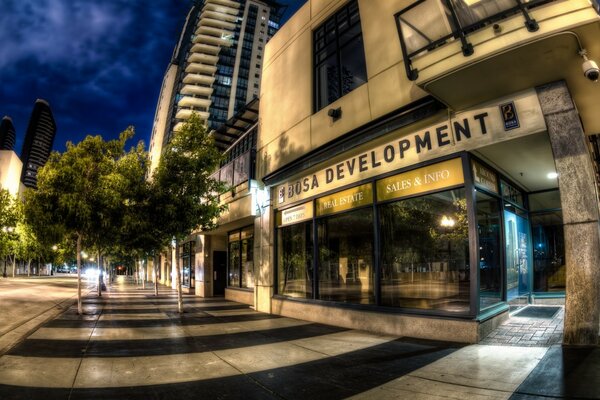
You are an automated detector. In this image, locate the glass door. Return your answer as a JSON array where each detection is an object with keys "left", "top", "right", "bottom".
[{"left": 504, "top": 211, "right": 531, "bottom": 302}]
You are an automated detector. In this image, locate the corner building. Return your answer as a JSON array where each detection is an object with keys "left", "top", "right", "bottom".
[{"left": 249, "top": 0, "right": 600, "bottom": 345}]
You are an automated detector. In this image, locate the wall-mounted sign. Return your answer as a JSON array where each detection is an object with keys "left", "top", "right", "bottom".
[
  {"left": 500, "top": 101, "right": 519, "bottom": 131},
  {"left": 277, "top": 202, "right": 314, "bottom": 227},
  {"left": 228, "top": 231, "right": 240, "bottom": 242},
  {"left": 316, "top": 183, "right": 373, "bottom": 216},
  {"left": 471, "top": 159, "right": 498, "bottom": 194},
  {"left": 241, "top": 226, "right": 254, "bottom": 240},
  {"left": 376, "top": 158, "right": 464, "bottom": 202},
  {"left": 274, "top": 90, "right": 545, "bottom": 207}
]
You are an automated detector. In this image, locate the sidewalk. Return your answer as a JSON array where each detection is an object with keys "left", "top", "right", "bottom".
[{"left": 0, "top": 277, "right": 597, "bottom": 400}]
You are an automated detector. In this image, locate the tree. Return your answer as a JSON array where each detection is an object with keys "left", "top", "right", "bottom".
[
  {"left": 25, "top": 131, "right": 137, "bottom": 314},
  {"left": 151, "top": 113, "right": 226, "bottom": 312},
  {"left": 0, "top": 189, "right": 18, "bottom": 277}
]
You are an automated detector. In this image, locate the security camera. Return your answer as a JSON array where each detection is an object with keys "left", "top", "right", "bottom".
[
  {"left": 581, "top": 53, "right": 599, "bottom": 81},
  {"left": 579, "top": 49, "right": 599, "bottom": 82}
]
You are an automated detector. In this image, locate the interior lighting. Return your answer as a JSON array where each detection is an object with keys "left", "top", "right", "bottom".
[
  {"left": 440, "top": 215, "right": 455, "bottom": 227},
  {"left": 547, "top": 172, "right": 558, "bottom": 179}
]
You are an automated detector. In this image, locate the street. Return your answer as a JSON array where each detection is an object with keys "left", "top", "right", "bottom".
[
  {"left": 0, "top": 275, "right": 93, "bottom": 355},
  {"left": 0, "top": 276, "right": 598, "bottom": 399}
]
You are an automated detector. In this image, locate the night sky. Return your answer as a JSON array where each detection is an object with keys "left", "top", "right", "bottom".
[{"left": 0, "top": 0, "right": 306, "bottom": 154}]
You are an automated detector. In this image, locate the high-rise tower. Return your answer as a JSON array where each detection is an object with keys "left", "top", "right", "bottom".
[
  {"left": 0, "top": 116, "right": 16, "bottom": 151},
  {"left": 148, "top": 0, "right": 282, "bottom": 174},
  {"left": 20, "top": 99, "right": 57, "bottom": 189}
]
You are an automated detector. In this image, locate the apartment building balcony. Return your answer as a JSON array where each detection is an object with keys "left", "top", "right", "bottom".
[
  {"left": 396, "top": 0, "right": 600, "bottom": 133},
  {"left": 195, "top": 25, "right": 233, "bottom": 38},
  {"left": 185, "top": 62, "right": 217, "bottom": 75},
  {"left": 200, "top": 10, "right": 238, "bottom": 23},
  {"left": 175, "top": 108, "right": 210, "bottom": 121},
  {"left": 206, "top": 0, "right": 240, "bottom": 10},
  {"left": 183, "top": 73, "right": 216, "bottom": 86},
  {"left": 180, "top": 84, "right": 213, "bottom": 97},
  {"left": 191, "top": 43, "right": 221, "bottom": 55},
  {"left": 193, "top": 33, "right": 233, "bottom": 47},
  {"left": 177, "top": 95, "right": 212, "bottom": 109},
  {"left": 188, "top": 53, "right": 220, "bottom": 65},
  {"left": 202, "top": 3, "right": 239, "bottom": 16},
  {"left": 200, "top": 17, "right": 236, "bottom": 31}
]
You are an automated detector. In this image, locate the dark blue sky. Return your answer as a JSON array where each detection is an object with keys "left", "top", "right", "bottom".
[{"left": 0, "top": 0, "right": 305, "bottom": 154}]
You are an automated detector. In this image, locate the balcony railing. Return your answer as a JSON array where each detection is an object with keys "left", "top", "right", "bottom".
[
  {"left": 395, "top": 0, "right": 557, "bottom": 80},
  {"left": 210, "top": 150, "right": 255, "bottom": 192}
]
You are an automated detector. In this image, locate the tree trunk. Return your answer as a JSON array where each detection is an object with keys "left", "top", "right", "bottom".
[
  {"left": 27, "top": 260, "right": 31, "bottom": 277},
  {"left": 11, "top": 255, "right": 16, "bottom": 278},
  {"left": 97, "top": 251, "right": 102, "bottom": 297},
  {"left": 76, "top": 234, "right": 83, "bottom": 315},
  {"left": 141, "top": 259, "right": 146, "bottom": 290},
  {"left": 154, "top": 259, "right": 159, "bottom": 297},
  {"left": 175, "top": 245, "right": 183, "bottom": 314}
]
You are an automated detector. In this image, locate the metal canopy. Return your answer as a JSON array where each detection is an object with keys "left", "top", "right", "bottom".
[{"left": 210, "top": 98, "right": 259, "bottom": 152}]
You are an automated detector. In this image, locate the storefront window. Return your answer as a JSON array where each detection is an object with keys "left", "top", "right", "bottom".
[
  {"left": 476, "top": 191, "right": 502, "bottom": 310},
  {"left": 180, "top": 241, "right": 195, "bottom": 287},
  {"left": 530, "top": 190, "right": 565, "bottom": 292},
  {"left": 228, "top": 238, "right": 240, "bottom": 287},
  {"left": 317, "top": 208, "right": 374, "bottom": 304},
  {"left": 379, "top": 189, "right": 469, "bottom": 312},
  {"left": 241, "top": 227, "right": 254, "bottom": 288},
  {"left": 278, "top": 221, "right": 313, "bottom": 298},
  {"left": 228, "top": 227, "right": 254, "bottom": 289}
]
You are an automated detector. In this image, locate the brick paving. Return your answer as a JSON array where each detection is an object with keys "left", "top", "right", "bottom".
[{"left": 480, "top": 306, "right": 564, "bottom": 346}]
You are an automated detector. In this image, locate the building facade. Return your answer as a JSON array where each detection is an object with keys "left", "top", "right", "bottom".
[
  {"left": 148, "top": 0, "right": 283, "bottom": 178},
  {"left": 20, "top": 99, "right": 57, "bottom": 189},
  {"left": 238, "top": 0, "right": 600, "bottom": 345},
  {"left": 147, "top": 0, "right": 282, "bottom": 290},
  {"left": 0, "top": 116, "right": 16, "bottom": 151}
]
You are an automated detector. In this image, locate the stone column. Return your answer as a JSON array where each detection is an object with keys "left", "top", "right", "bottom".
[
  {"left": 536, "top": 81, "right": 600, "bottom": 345},
  {"left": 254, "top": 195, "right": 274, "bottom": 314}
]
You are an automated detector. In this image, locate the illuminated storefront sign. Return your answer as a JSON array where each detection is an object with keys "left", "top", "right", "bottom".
[
  {"left": 316, "top": 184, "right": 373, "bottom": 216},
  {"left": 376, "top": 158, "right": 464, "bottom": 202},
  {"left": 275, "top": 90, "right": 546, "bottom": 206},
  {"left": 277, "top": 202, "right": 313, "bottom": 227},
  {"left": 471, "top": 159, "right": 499, "bottom": 194}
]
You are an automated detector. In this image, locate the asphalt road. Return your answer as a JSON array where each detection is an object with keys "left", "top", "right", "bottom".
[{"left": 0, "top": 275, "right": 94, "bottom": 354}]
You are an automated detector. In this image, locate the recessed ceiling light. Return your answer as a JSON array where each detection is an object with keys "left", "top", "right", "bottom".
[{"left": 547, "top": 172, "right": 558, "bottom": 179}]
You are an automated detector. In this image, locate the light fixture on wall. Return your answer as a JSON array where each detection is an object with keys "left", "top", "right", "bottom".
[
  {"left": 547, "top": 172, "right": 558, "bottom": 179},
  {"left": 328, "top": 107, "right": 342, "bottom": 121}
]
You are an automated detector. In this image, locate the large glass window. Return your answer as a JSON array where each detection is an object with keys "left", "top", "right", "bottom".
[
  {"left": 180, "top": 241, "right": 195, "bottom": 287},
  {"left": 228, "top": 227, "right": 254, "bottom": 289},
  {"left": 278, "top": 221, "right": 313, "bottom": 298},
  {"left": 380, "top": 189, "right": 469, "bottom": 312},
  {"left": 530, "top": 190, "right": 565, "bottom": 292},
  {"left": 314, "top": 0, "right": 367, "bottom": 111},
  {"left": 317, "top": 208, "right": 374, "bottom": 304},
  {"left": 476, "top": 191, "right": 502, "bottom": 310}
]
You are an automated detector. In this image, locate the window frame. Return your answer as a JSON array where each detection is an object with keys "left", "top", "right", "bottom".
[{"left": 313, "top": 0, "right": 367, "bottom": 112}]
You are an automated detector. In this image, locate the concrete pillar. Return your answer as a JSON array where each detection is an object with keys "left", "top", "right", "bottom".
[
  {"left": 255, "top": 197, "right": 274, "bottom": 314},
  {"left": 536, "top": 81, "right": 600, "bottom": 345}
]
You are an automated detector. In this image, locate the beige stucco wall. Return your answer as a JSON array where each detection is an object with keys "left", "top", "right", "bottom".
[
  {"left": 0, "top": 150, "right": 23, "bottom": 197},
  {"left": 258, "top": 0, "right": 427, "bottom": 180}
]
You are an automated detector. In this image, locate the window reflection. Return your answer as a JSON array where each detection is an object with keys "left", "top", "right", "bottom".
[
  {"left": 532, "top": 211, "right": 565, "bottom": 292},
  {"left": 380, "top": 189, "right": 469, "bottom": 312},
  {"left": 278, "top": 221, "right": 313, "bottom": 298},
  {"left": 477, "top": 191, "right": 502, "bottom": 309},
  {"left": 317, "top": 208, "right": 374, "bottom": 304}
]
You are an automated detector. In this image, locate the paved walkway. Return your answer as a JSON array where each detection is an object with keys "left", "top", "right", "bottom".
[
  {"left": 0, "top": 277, "right": 598, "bottom": 399},
  {"left": 481, "top": 306, "right": 564, "bottom": 347}
]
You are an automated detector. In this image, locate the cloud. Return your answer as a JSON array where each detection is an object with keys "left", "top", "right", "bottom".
[{"left": 0, "top": 0, "right": 189, "bottom": 152}]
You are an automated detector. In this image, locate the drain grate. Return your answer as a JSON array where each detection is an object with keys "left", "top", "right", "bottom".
[{"left": 513, "top": 306, "right": 561, "bottom": 319}]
